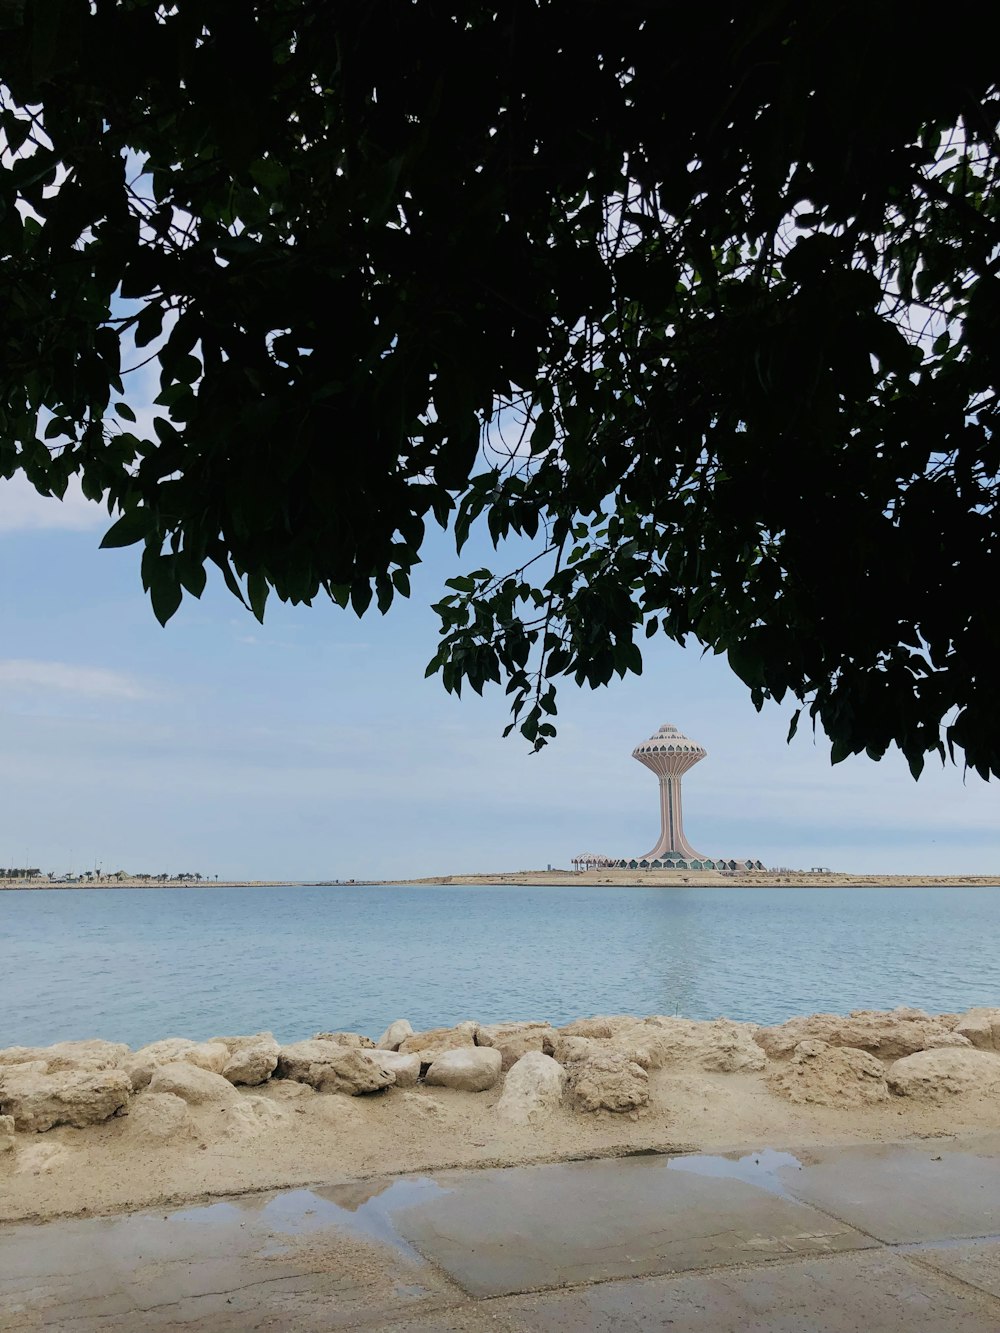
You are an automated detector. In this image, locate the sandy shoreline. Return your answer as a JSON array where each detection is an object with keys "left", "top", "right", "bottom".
[
  {"left": 4, "top": 871, "right": 999, "bottom": 890},
  {"left": 397, "top": 869, "right": 1000, "bottom": 888},
  {"left": 3, "top": 1006, "right": 1000, "bottom": 1227}
]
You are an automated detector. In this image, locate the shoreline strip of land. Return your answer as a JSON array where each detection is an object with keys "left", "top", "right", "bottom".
[{"left": 3, "top": 870, "right": 999, "bottom": 890}]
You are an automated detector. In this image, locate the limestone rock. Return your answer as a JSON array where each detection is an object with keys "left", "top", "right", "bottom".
[
  {"left": 552, "top": 1034, "right": 603, "bottom": 1065},
  {"left": 148, "top": 1062, "right": 240, "bottom": 1106},
  {"left": 211, "top": 1032, "right": 280, "bottom": 1056},
  {"left": 0, "top": 1112, "right": 14, "bottom": 1152},
  {"left": 277, "top": 1041, "right": 395, "bottom": 1095},
  {"left": 0, "top": 1039, "right": 129, "bottom": 1074},
  {"left": 424, "top": 1047, "right": 502, "bottom": 1092},
  {"left": 0, "top": 1067, "right": 131, "bottom": 1132},
  {"left": 222, "top": 1045, "right": 279, "bottom": 1086},
  {"left": 568, "top": 1053, "right": 649, "bottom": 1113},
  {"left": 399, "top": 1023, "right": 479, "bottom": 1063},
  {"left": 553, "top": 1030, "right": 668, "bottom": 1072},
  {"left": 476, "top": 1023, "right": 556, "bottom": 1070},
  {"left": 126, "top": 1092, "right": 196, "bottom": 1143},
  {"left": 953, "top": 1008, "right": 1000, "bottom": 1053},
  {"left": 755, "top": 1008, "right": 968, "bottom": 1061},
  {"left": 273, "top": 1039, "right": 335, "bottom": 1082},
  {"left": 768, "top": 1040, "right": 889, "bottom": 1107},
  {"left": 369, "top": 1050, "right": 421, "bottom": 1088},
  {"left": 376, "top": 1019, "right": 414, "bottom": 1051},
  {"left": 313, "top": 1031, "right": 376, "bottom": 1049},
  {"left": 125, "top": 1039, "right": 230, "bottom": 1091},
  {"left": 311, "top": 1051, "right": 395, "bottom": 1096},
  {"left": 557, "top": 1016, "right": 639, "bottom": 1040},
  {"left": 887, "top": 1047, "right": 1000, "bottom": 1099},
  {"left": 497, "top": 1052, "right": 566, "bottom": 1124},
  {"left": 552, "top": 1019, "right": 764, "bottom": 1075},
  {"left": 638, "top": 1018, "right": 767, "bottom": 1073}
]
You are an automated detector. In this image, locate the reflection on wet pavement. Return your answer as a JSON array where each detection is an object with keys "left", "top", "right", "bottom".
[
  {"left": 667, "top": 1146, "right": 804, "bottom": 1198},
  {"left": 3, "top": 1141, "right": 1000, "bottom": 1329}
]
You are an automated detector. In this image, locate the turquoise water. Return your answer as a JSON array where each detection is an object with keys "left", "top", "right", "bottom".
[{"left": 2, "top": 884, "right": 998, "bottom": 1049}]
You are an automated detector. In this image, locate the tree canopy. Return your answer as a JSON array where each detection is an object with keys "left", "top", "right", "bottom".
[{"left": 1, "top": 1, "right": 999, "bottom": 776}]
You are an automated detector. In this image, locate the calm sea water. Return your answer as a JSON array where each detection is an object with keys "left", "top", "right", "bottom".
[{"left": 2, "top": 884, "right": 998, "bottom": 1050}]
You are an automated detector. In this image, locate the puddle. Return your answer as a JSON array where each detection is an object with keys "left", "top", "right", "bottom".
[
  {"left": 667, "top": 1147, "right": 804, "bottom": 1199},
  {"left": 258, "top": 1178, "right": 448, "bottom": 1262}
]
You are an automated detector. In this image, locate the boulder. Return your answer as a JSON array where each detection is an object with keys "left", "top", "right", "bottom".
[
  {"left": 311, "top": 1050, "right": 395, "bottom": 1096},
  {"left": 399, "top": 1023, "right": 479, "bottom": 1063},
  {"left": 211, "top": 1032, "right": 280, "bottom": 1056},
  {"left": 148, "top": 1062, "right": 240, "bottom": 1106},
  {"left": 424, "top": 1047, "right": 502, "bottom": 1092},
  {"left": 274, "top": 1039, "right": 336, "bottom": 1082},
  {"left": 637, "top": 1018, "right": 767, "bottom": 1073},
  {"left": 125, "top": 1039, "right": 230, "bottom": 1091},
  {"left": 552, "top": 1034, "right": 603, "bottom": 1065},
  {"left": 953, "top": 1008, "right": 1000, "bottom": 1053},
  {"left": 0, "top": 1066, "right": 131, "bottom": 1132},
  {"left": 755, "top": 1009, "right": 967, "bottom": 1061},
  {"left": 222, "top": 1045, "right": 279, "bottom": 1086},
  {"left": 376, "top": 1019, "right": 414, "bottom": 1051},
  {"left": 768, "top": 1040, "right": 889, "bottom": 1107},
  {"left": 368, "top": 1050, "right": 421, "bottom": 1088},
  {"left": 557, "top": 1016, "right": 638, "bottom": 1040},
  {"left": 476, "top": 1023, "right": 556, "bottom": 1070},
  {"left": 0, "top": 1113, "right": 14, "bottom": 1152},
  {"left": 276, "top": 1041, "right": 395, "bottom": 1095},
  {"left": 0, "top": 1040, "right": 129, "bottom": 1074},
  {"left": 887, "top": 1047, "right": 1000, "bottom": 1099},
  {"left": 553, "top": 1030, "right": 670, "bottom": 1072},
  {"left": 568, "top": 1052, "right": 649, "bottom": 1113},
  {"left": 552, "top": 1019, "right": 764, "bottom": 1075},
  {"left": 496, "top": 1052, "right": 566, "bottom": 1124},
  {"left": 126, "top": 1092, "right": 196, "bottom": 1143},
  {"left": 313, "top": 1032, "right": 376, "bottom": 1049}
]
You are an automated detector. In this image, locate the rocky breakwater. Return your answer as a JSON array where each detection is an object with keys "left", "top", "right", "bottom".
[{"left": 2, "top": 1006, "right": 1000, "bottom": 1163}]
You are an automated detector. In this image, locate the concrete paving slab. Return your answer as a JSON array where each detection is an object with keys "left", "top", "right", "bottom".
[
  {"left": 5, "top": 1144, "right": 1000, "bottom": 1330},
  {"left": 391, "top": 1156, "right": 873, "bottom": 1298},
  {"left": 905, "top": 1238, "right": 1000, "bottom": 1301},
  {"left": 494, "top": 1250, "right": 1000, "bottom": 1332},
  {"left": 0, "top": 1184, "right": 462, "bottom": 1332},
  {"left": 776, "top": 1144, "right": 1000, "bottom": 1243}
]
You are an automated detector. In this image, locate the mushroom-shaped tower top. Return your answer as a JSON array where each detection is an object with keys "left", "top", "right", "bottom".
[{"left": 632, "top": 722, "right": 706, "bottom": 778}]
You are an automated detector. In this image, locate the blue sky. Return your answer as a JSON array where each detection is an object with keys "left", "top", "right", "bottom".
[{"left": 1, "top": 467, "right": 997, "bottom": 880}]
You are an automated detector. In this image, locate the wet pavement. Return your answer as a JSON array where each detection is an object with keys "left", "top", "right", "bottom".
[{"left": 3, "top": 1139, "right": 1000, "bottom": 1330}]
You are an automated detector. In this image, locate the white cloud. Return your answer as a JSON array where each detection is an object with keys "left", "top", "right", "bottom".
[
  {"left": 0, "top": 475, "right": 105, "bottom": 533},
  {"left": 0, "top": 659, "right": 153, "bottom": 701}
]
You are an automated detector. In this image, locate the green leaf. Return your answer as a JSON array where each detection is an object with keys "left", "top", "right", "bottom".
[{"left": 100, "top": 508, "right": 157, "bottom": 549}]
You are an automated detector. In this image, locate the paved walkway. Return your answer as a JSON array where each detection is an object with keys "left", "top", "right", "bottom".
[{"left": 3, "top": 1138, "right": 1000, "bottom": 1330}]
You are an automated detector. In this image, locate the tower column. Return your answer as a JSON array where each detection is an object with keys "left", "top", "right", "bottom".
[{"left": 651, "top": 774, "right": 701, "bottom": 859}]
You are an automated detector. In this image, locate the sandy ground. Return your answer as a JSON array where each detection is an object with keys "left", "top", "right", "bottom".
[
  {"left": 4, "top": 1062, "right": 998, "bottom": 1227},
  {"left": 5, "top": 872, "right": 1000, "bottom": 890},
  {"left": 407, "top": 870, "right": 1000, "bottom": 888}
]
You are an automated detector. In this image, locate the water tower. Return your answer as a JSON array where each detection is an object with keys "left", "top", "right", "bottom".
[{"left": 632, "top": 722, "right": 706, "bottom": 860}]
